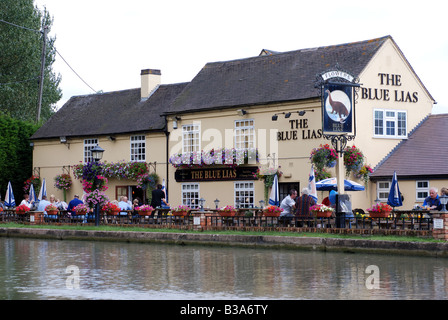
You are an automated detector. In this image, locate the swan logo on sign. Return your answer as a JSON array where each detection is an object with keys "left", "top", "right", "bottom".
[{"left": 323, "top": 84, "right": 353, "bottom": 134}]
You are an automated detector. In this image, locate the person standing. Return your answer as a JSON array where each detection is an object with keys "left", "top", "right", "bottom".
[{"left": 151, "top": 184, "right": 169, "bottom": 209}]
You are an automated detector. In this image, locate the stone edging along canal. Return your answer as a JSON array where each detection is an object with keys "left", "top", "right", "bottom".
[{"left": 1, "top": 227, "right": 448, "bottom": 258}]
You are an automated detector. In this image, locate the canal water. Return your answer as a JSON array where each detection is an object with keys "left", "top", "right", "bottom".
[{"left": 1, "top": 237, "right": 447, "bottom": 300}]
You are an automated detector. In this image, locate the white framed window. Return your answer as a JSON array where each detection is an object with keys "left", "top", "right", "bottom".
[
  {"left": 235, "top": 181, "right": 255, "bottom": 208},
  {"left": 234, "top": 119, "right": 255, "bottom": 150},
  {"left": 374, "top": 109, "right": 407, "bottom": 138},
  {"left": 130, "top": 135, "right": 146, "bottom": 162},
  {"left": 377, "top": 181, "right": 390, "bottom": 201},
  {"left": 182, "top": 124, "right": 200, "bottom": 153},
  {"left": 182, "top": 183, "right": 200, "bottom": 209},
  {"left": 416, "top": 180, "right": 429, "bottom": 201},
  {"left": 83, "top": 138, "right": 98, "bottom": 163}
]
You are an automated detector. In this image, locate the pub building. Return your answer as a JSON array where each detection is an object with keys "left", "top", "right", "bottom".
[{"left": 30, "top": 35, "right": 438, "bottom": 211}]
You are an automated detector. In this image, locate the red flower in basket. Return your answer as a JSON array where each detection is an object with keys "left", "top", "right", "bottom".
[
  {"left": 263, "top": 205, "right": 283, "bottom": 217},
  {"left": 15, "top": 204, "right": 30, "bottom": 214},
  {"left": 102, "top": 202, "right": 121, "bottom": 215}
]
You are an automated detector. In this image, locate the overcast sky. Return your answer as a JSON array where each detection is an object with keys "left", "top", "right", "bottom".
[{"left": 34, "top": 0, "right": 448, "bottom": 114}]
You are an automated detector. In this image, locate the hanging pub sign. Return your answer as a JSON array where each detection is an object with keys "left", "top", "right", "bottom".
[
  {"left": 316, "top": 65, "right": 360, "bottom": 136},
  {"left": 323, "top": 83, "right": 353, "bottom": 134}
]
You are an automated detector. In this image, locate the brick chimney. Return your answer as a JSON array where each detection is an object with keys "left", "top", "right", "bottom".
[{"left": 141, "top": 69, "right": 161, "bottom": 100}]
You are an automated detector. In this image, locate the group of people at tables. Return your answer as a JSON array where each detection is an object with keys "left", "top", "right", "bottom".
[{"left": 277, "top": 185, "right": 448, "bottom": 225}]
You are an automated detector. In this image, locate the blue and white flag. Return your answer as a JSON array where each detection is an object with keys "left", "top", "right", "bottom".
[
  {"left": 387, "top": 171, "right": 402, "bottom": 208},
  {"left": 268, "top": 174, "right": 279, "bottom": 206},
  {"left": 38, "top": 178, "right": 47, "bottom": 201},
  {"left": 5, "top": 181, "right": 15, "bottom": 208},
  {"left": 162, "top": 178, "right": 168, "bottom": 202},
  {"left": 308, "top": 165, "right": 318, "bottom": 202}
]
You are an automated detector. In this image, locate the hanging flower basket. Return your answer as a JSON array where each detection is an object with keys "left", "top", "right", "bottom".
[{"left": 343, "top": 145, "right": 364, "bottom": 177}]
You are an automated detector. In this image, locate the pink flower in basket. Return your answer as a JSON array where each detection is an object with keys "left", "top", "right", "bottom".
[
  {"left": 172, "top": 205, "right": 191, "bottom": 212},
  {"left": 367, "top": 203, "right": 392, "bottom": 213},
  {"left": 264, "top": 205, "right": 283, "bottom": 214},
  {"left": 45, "top": 203, "right": 59, "bottom": 212},
  {"left": 218, "top": 205, "right": 236, "bottom": 212},
  {"left": 137, "top": 205, "right": 154, "bottom": 213},
  {"left": 310, "top": 204, "right": 334, "bottom": 213}
]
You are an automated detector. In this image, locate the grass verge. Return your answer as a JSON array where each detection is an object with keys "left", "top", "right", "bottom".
[{"left": 0, "top": 222, "right": 443, "bottom": 243}]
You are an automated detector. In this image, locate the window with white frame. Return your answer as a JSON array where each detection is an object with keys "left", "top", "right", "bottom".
[
  {"left": 234, "top": 119, "right": 255, "bottom": 150},
  {"left": 377, "top": 181, "right": 390, "bottom": 201},
  {"left": 182, "top": 124, "right": 200, "bottom": 153},
  {"left": 84, "top": 138, "right": 98, "bottom": 163},
  {"left": 130, "top": 135, "right": 146, "bottom": 162},
  {"left": 235, "top": 181, "right": 254, "bottom": 208},
  {"left": 416, "top": 180, "right": 429, "bottom": 201},
  {"left": 374, "top": 109, "right": 407, "bottom": 138},
  {"left": 182, "top": 183, "right": 200, "bottom": 209}
]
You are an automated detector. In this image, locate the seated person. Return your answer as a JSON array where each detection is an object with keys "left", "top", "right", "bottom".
[
  {"left": 423, "top": 187, "right": 441, "bottom": 211},
  {"left": 279, "top": 189, "right": 297, "bottom": 224},
  {"left": 118, "top": 196, "right": 132, "bottom": 215}
]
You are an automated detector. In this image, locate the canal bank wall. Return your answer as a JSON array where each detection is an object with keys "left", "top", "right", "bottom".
[{"left": 1, "top": 227, "right": 448, "bottom": 258}]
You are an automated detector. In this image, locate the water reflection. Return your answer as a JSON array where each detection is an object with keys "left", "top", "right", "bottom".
[{"left": 1, "top": 237, "right": 448, "bottom": 300}]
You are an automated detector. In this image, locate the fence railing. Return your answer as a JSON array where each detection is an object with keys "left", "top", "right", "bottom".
[{"left": 0, "top": 209, "right": 433, "bottom": 234}]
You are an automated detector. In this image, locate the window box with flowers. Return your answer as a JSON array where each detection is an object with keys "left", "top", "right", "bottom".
[
  {"left": 171, "top": 205, "right": 191, "bottom": 216},
  {"left": 262, "top": 205, "right": 283, "bottom": 217},
  {"left": 310, "top": 204, "right": 335, "bottom": 218},
  {"left": 45, "top": 203, "right": 59, "bottom": 217},
  {"left": 102, "top": 202, "right": 121, "bottom": 215},
  {"left": 366, "top": 203, "right": 393, "bottom": 218},
  {"left": 136, "top": 205, "right": 154, "bottom": 216},
  {"left": 218, "top": 205, "right": 237, "bottom": 217},
  {"left": 15, "top": 204, "right": 30, "bottom": 215},
  {"left": 169, "top": 148, "right": 259, "bottom": 169},
  {"left": 310, "top": 144, "right": 338, "bottom": 181},
  {"left": 74, "top": 203, "right": 89, "bottom": 215}
]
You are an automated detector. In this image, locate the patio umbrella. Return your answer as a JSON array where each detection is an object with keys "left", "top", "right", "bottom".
[
  {"left": 387, "top": 171, "right": 402, "bottom": 208},
  {"left": 4, "top": 181, "right": 16, "bottom": 208},
  {"left": 268, "top": 174, "right": 279, "bottom": 206},
  {"left": 38, "top": 178, "right": 47, "bottom": 200},
  {"left": 29, "top": 183, "right": 37, "bottom": 204},
  {"left": 316, "top": 177, "right": 365, "bottom": 191}
]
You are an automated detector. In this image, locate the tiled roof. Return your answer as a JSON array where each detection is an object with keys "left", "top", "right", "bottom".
[
  {"left": 166, "top": 36, "right": 390, "bottom": 115},
  {"left": 370, "top": 114, "right": 448, "bottom": 179},
  {"left": 31, "top": 82, "right": 188, "bottom": 140}
]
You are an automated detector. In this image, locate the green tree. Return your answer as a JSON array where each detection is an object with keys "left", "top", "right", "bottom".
[
  {"left": 0, "top": 115, "right": 39, "bottom": 202},
  {"left": 0, "top": 0, "right": 61, "bottom": 123}
]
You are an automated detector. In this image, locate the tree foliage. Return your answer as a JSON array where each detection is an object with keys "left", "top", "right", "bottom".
[
  {"left": 0, "top": 115, "right": 39, "bottom": 202},
  {"left": 0, "top": 0, "right": 61, "bottom": 123}
]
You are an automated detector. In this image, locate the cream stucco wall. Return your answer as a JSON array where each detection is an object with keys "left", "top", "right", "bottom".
[{"left": 32, "top": 132, "right": 167, "bottom": 203}]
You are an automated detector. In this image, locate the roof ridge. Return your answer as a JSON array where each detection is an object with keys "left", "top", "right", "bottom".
[{"left": 205, "top": 35, "right": 391, "bottom": 67}]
